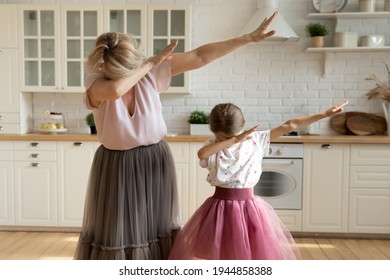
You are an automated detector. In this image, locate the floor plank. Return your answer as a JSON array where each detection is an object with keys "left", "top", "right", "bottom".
[
  {"left": 0, "top": 231, "right": 389, "bottom": 260},
  {"left": 295, "top": 238, "right": 329, "bottom": 260}
]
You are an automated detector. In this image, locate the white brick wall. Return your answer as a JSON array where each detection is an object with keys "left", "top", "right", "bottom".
[{"left": 3, "top": 0, "right": 390, "bottom": 135}]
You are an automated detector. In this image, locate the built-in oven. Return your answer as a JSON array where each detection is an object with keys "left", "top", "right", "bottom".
[{"left": 254, "top": 143, "right": 303, "bottom": 210}]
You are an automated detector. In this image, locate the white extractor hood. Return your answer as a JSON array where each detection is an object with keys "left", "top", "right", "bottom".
[{"left": 239, "top": 0, "right": 299, "bottom": 42}]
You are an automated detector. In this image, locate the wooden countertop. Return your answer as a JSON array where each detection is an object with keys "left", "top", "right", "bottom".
[{"left": 1, "top": 133, "right": 390, "bottom": 144}]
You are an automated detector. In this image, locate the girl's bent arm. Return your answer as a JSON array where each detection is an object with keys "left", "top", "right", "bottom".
[
  {"left": 198, "top": 138, "right": 237, "bottom": 160},
  {"left": 198, "top": 125, "right": 258, "bottom": 160}
]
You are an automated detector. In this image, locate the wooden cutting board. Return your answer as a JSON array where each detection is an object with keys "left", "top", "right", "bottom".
[
  {"left": 330, "top": 112, "right": 387, "bottom": 135},
  {"left": 330, "top": 112, "right": 366, "bottom": 134},
  {"left": 346, "top": 115, "right": 387, "bottom": 135}
]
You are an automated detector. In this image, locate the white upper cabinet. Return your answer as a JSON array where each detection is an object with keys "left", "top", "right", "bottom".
[
  {"left": 18, "top": 4, "right": 190, "bottom": 93},
  {"left": 0, "top": 5, "right": 20, "bottom": 134},
  {"left": 18, "top": 5, "right": 103, "bottom": 92},
  {"left": 0, "top": 49, "right": 19, "bottom": 114},
  {"left": 104, "top": 4, "right": 147, "bottom": 53},
  {"left": 19, "top": 6, "right": 60, "bottom": 92},
  {"left": 0, "top": 4, "right": 18, "bottom": 48},
  {"left": 148, "top": 5, "right": 191, "bottom": 93},
  {"left": 61, "top": 6, "right": 103, "bottom": 91},
  {"left": 104, "top": 4, "right": 191, "bottom": 94}
]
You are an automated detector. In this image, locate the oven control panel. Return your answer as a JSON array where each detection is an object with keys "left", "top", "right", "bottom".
[{"left": 267, "top": 143, "right": 303, "bottom": 158}]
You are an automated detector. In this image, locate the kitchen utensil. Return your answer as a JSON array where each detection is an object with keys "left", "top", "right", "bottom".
[
  {"left": 330, "top": 111, "right": 386, "bottom": 135},
  {"left": 346, "top": 115, "right": 387, "bottom": 135},
  {"left": 330, "top": 112, "right": 363, "bottom": 134}
]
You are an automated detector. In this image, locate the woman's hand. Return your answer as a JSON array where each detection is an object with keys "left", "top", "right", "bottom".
[
  {"left": 325, "top": 100, "right": 349, "bottom": 117},
  {"left": 246, "top": 11, "right": 278, "bottom": 42},
  {"left": 146, "top": 40, "right": 178, "bottom": 67}
]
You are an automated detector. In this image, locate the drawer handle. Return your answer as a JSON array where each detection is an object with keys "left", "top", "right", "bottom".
[
  {"left": 321, "top": 144, "right": 332, "bottom": 149},
  {"left": 30, "top": 142, "right": 40, "bottom": 147},
  {"left": 0, "top": 115, "right": 3, "bottom": 120},
  {"left": 31, "top": 162, "right": 39, "bottom": 167},
  {"left": 73, "top": 142, "right": 83, "bottom": 146},
  {"left": 31, "top": 153, "right": 40, "bottom": 158},
  {"left": 0, "top": 126, "right": 3, "bottom": 131}
]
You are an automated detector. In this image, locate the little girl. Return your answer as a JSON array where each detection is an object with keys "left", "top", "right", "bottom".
[{"left": 169, "top": 101, "right": 348, "bottom": 260}]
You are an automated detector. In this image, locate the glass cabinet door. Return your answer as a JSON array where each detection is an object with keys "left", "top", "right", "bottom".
[
  {"left": 148, "top": 5, "right": 190, "bottom": 93},
  {"left": 20, "top": 7, "right": 58, "bottom": 89},
  {"left": 62, "top": 7, "right": 103, "bottom": 90},
  {"left": 105, "top": 5, "right": 147, "bottom": 55}
]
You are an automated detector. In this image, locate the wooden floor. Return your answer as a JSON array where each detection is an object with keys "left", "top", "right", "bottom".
[{"left": 1, "top": 231, "right": 390, "bottom": 260}]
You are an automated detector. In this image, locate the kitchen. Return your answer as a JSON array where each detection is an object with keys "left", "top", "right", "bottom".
[{"left": 0, "top": 0, "right": 390, "bottom": 263}]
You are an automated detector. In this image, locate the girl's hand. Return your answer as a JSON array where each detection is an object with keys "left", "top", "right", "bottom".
[
  {"left": 325, "top": 100, "right": 349, "bottom": 117},
  {"left": 146, "top": 40, "right": 178, "bottom": 67},
  {"left": 246, "top": 11, "right": 278, "bottom": 42},
  {"left": 234, "top": 124, "right": 260, "bottom": 143}
]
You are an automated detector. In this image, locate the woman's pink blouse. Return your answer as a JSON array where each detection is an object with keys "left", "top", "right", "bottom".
[{"left": 84, "top": 61, "right": 171, "bottom": 150}]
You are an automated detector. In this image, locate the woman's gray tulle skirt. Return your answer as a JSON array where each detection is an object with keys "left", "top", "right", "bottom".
[{"left": 74, "top": 140, "right": 181, "bottom": 260}]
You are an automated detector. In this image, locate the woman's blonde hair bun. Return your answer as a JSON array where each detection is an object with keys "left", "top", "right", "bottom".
[{"left": 86, "top": 32, "right": 144, "bottom": 80}]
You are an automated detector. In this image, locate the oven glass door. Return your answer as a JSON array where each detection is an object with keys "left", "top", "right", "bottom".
[{"left": 254, "top": 158, "right": 302, "bottom": 210}]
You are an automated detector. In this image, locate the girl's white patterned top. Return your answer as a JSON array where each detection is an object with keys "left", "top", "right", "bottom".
[{"left": 200, "top": 130, "right": 270, "bottom": 188}]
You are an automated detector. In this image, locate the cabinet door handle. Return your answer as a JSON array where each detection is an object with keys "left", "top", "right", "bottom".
[
  {"left": 31, "top": 153, "right": 40, "bottom": 158},
  {"left": 321, "top": 144, "right": 332, "bottom": 149},
  {"left": 73, "top": 142, "right": 83, "bottom": 146},
  {"left": 31, "top": 162, "right": 40, "bottom": 167},
  {"left": 30, "top": 142, "right": 40, "bottom": 147},
  {"left": 0, "top": 115, "right": 3, "bottom": 120}
]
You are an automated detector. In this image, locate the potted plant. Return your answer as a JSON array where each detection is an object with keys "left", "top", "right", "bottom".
[
  {"left": 85, "top": 112, "right": 96, "bottom": 134},
  {"left": 305, "top": 22, "right": 329, "bottom": 48},
  {"left": 188, "top": 110, "right": 212, "bottom": 135}
]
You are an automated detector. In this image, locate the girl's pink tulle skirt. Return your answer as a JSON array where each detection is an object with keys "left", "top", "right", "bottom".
[{"left": 168, "top": 187, "right": 301, "bottom": 260}]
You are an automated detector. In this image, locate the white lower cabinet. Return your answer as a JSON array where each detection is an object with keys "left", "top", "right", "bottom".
[
  {"left": 2, "top": 139, "right": 390, "bottom": 235},
  {"left": 0, "top": 141, "right": 14, "bottom": 226},
  {"left": 302, "top": 143, "right": 350, "bottom": 233},
  {"left": 169, "top": 142, "right": 220, "bottom": 223},
  {"left": 275, "top": 210, "right": 302, "bottom": 232},
  {"left": 14, "top": 141, "right": 57, "bottom": 227},
  {"left": 169, "top": 142, "right": 214, "bottom": 224},
  {"left": 57, "top": 141, "right": 100, "bottom": 227},
  {"left": 348, "top": 144, "right": 390, "bottom": 234},
  {"left": 168, "top": 143, "right": 190, "bottom": 223},
  {"left": 189, "top": 143, "right": 214, "bottom": 214}
]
